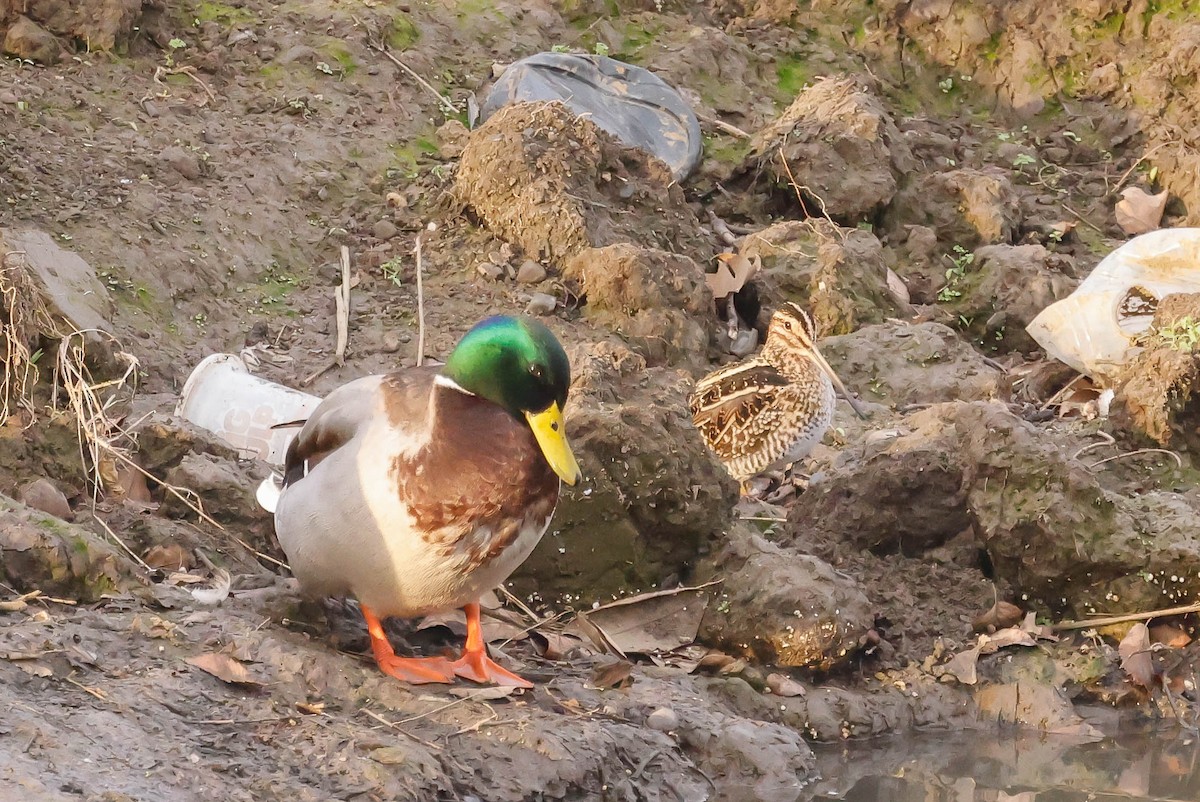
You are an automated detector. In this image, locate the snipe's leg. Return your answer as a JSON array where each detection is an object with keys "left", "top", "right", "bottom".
[
  {"left": 449, "top": 602, "right": 533, "bottom": 688},
  {"left": 361, "top": 604, "right": 453, "bottom": 684}
]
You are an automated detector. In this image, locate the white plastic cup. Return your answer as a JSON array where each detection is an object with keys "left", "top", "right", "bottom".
[{"left": 175, "top": 353, "right": 322, "bottom": 466}]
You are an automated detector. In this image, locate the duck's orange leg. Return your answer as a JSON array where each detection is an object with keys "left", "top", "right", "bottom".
[
  {"left": 449, "top": 602, "right": 533, "bottom": 688},
  {"left": 360, "top": 604, "right": 453, "bottom": 684}
]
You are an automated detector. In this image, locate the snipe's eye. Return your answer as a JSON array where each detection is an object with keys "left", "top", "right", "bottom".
[{"left": 784, "top": 321, "right": 793, "bottom": 331}]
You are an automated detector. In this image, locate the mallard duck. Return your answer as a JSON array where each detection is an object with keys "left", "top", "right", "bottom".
[
  {"left": 689, "top": 302, "right": 866, "bottom": 490},
  {"left": 258, "top": 315, "right": 581, "bottom": 687}
]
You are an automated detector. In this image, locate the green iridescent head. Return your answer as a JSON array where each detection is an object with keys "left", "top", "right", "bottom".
[{"left": 443, "top": 315, "right": 580, "bottom": 484}]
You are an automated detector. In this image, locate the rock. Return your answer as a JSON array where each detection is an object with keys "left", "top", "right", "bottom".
[
  {"left": 515, "top": 259, "right": 546, "bottom": 284},
  {"left": 454, "top": 101, "right": 709, "bottom": 265},
  {"left": 819, "top": 320, "right": 1011, "bottom": 408},
  {"left": 435, "top": 119, "right": 469, "bottom": 159},
  {"left": 372, "top": 219, "right": 398, "bottom": 241},
  {"left": 0, "top": 494, "right": 137, "bottom": 601},
  {"left": 524, "top": 292, "right": 557, "bottom": 316},
  {"left": 698, "top": 526, "right": 874, "bottom": 671},
  {"left": 3, "top": 15, "right": 61, "bottom": 64},
  {"left": 678, "top": 715, "right": 814, "bottom": 802},
  {"left": 511, "top": 341, "right": 737, "bottom": 602},
  {"left": 1085, "top": 63, "right": 1121, "bottom": 97},
  {"left": 886, "top": 168, "right": 1020, "bottom": 248},
  {"left": 740, "top": 220, "right": 901, "bottom": 336},
  {"left": 17, "top": 478, "right": 72, "bottom": 521},
  {"left": 949, "top": 244, "right": 1078, "bottom": 353},
  {"left": 0, "top": 228, "right": 116, "bottom": 370},
  {"left": 1114, "top": 292, "right": 1200, "bottom": 449},
  {"left": 476, "top": 262, "right": 505, "bottom": 280},
  {"left": 740, "top": 76, "right": 914, "bottom": 222},
  {"left": 645, "top": 707, "right": 678, "bottom": 732},
  {"left": 891, "top": 224, "right": 942, "bottom": 304},
  {"left": 162, "top": 452, "right": 265, "bottom": 528},
  {"left": 161, "top": 145, "right": 203, "bottom": 180},
  {"left": 143, "top": 542, "right": 194, "bottom": 572},
  {"left": 564, "top": 244, "right": 713, "bottom": 370},
  {"left": 795, "top": 400, "right": 1200, "bottom": 617},
  {"left": 12, "top": 0, "right": 143, "bottom": 51}
]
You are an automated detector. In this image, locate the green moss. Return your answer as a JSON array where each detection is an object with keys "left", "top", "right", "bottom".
[
  {"left": 615, "top": 18, "right": 662, "bottom": 63},
  {"left": 386, "top": 13, "right": 419, "bottom": 51},
  {"left": 775, "top": 54, "right": 815, "bottom": 99},
  {"left": 1094, "top": 10, "right": 1125, "bottom": 37},
  {"left": 704, "top": 134, "right": 751, "bottom": 166},
  {"left": 981, "top": 30, "right": 1004, "bottom": 63},
  {"left": 318, "top": 40, "right": 358, "bottom": 77},
  {"left": 193, "top": 1, "right": 258, "bottom": 25}
]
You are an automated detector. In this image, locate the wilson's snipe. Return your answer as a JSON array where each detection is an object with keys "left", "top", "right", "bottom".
[{"left": 690, "top": 302, "right": 866, "bottom": 490}]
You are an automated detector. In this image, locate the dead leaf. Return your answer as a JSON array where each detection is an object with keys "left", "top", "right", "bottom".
[
  {"left": 588, "top": 659, "right": 634, "bottom": 690},
  {"left": 189, "top": 568, "right": 231, "bottom": 606},
  {"left": 115, "top": 462, "right": 153, "bottom": 503},
  {"left": 296, "top": 701, "right": 326, "bottom": 715},
  {"left": 1150, "top": 623, "right": 1192, "bottom": 648},
  {"left": 706, "top": 252, "right": 760, "bottom": 299},
  {"left": 1115, "top": 187, "right": 1168, "bottom": 236},
  {"left": 187, "top": 652, "right": 264, "bottom": 687},
  {"left": 569, "top": 581, "right": 718, "bottom": 656},
  {"left": 766, "top": 673, "right": 807, "bottom": 697},
  {"left": 16, "top": 661, "right": 53, "bottom": 678},
  {"left": 940, "top": 644, "right": 982, "bottom": 685},
  {"left": 531, "top": 630, "right": 586, "bottom": 661},
  {"left": 1018, "top": 611, "right": 1058, "bottom": 641},
  {"left": 144, "top": 543, "right": 193, "bottom": 572},
  {"left": 972, "top": 600, "right": 1024, "bottom": 633},
  {"left": 695, "top": 650, "right": 737, "bottom": 673},
  {"left": 131, "top": 614, "right": 176, "bottom": 640},
  {"left": 1118, "top": 623, "right": 1155, "bottom": 688},
  {"left": 979, "top": 627, "right": 1037, "bottom": 653}
]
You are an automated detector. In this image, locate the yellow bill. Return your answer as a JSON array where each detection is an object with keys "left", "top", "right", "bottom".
[{"left": 526, "top": 403, "right": 582, "bottom": 486}]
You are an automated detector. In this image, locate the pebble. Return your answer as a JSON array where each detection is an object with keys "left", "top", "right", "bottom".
[
  {"left": 646, "top": 707, "right": 678, "bottom": 732},
  {"left": 525, "top": 292, "right": 557, "bottom": 316},
  {"left": 516, "top": 259, "right": 547, "bottom": 284},
  {"left": 476, "top": 262, "right": 505, "bottom": 280},
  {"left": 161, "top": 145, "right": 202, "bottom": 180},
  {"left": 0, "top": 91, "right": 18, "bottom": 104},
  {"left": 18, "top": 478, "right": 73, "bottom": 521},
  {"left": 372, "top": 219, "right": 398, "bottom": 241}
]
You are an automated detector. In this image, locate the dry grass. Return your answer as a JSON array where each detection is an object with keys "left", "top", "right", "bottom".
[{"left": 1, "top": 249, "right": 61, "bottom": 422}]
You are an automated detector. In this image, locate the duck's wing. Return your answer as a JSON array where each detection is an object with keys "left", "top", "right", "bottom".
[
  {"left": 689, "top": 361, "right": 790, "bottom": 460},
  {"left": 280, "top": 370, "right": 437, "bottom": 488}
]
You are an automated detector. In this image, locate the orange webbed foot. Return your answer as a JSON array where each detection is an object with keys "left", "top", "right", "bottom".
[
  {"left": 450, "top": 601, "right": 533, "bottom": 689},
  {"left": 361, "top": 604, "right": 453, "bottom": 685}
]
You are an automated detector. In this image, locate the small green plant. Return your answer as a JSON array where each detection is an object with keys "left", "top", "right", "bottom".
[
  {"left": 593, "top": 42, "right": 610, "bottom": 57},
  {"left": 316, "top": 61, "right": 334, "bottom": 75},
  {"left": 937, "top": 245, "right": 974, "bottom": 303},
  {"left": 165, "top": 37, "right": 186, "bottom": 67},
  {"left": 938, "top": 76, "right": 954, "bottom": 93},
  {"left": 1012, "top": 153, "right": 1037, "bottom": 167},
  {"left": 551, "top": 43, "right": 570, "bottom": 53},
  {"left": 381, "top": 256, "right": 405, "bottom": 288},
  {"left": 1157, "top": 316, "right": 1200, "bottom": 352}
]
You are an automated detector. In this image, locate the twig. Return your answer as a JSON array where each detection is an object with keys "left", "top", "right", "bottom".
[
  {"left": 0, "top": 590, "right": 42, "bottom": 612},
  {"left": 64, "top": 676, "right": 108, "bottom": 701},
  {"left": 695, "top": 111, "right": 751, "bottom": 139},
  {"left": 1052, "top": 601, "right": 1200, "bottom": 631},
  {"left": 93, "top": 514, "right": 154, "bottom": 574},
  {"left": 335, "top": 246, "right": 352, "bottom": 366},
  {"left": 446, "top": 708, "right": 500, "bottom": 737},
  {"left": 1038, "top": 373, "right": 1084, "bottom": 412},
  {"left": 738, "top": 515, "right": 787, "bottom": 522},
  {"left": 706, "top": 210, "right": 738, "bottom": 247},
  {"left": 1090, "top": 448, "right": 1183, "bottom": 470},
  {"left": 361, "top": 708, "right": 444, "bottom": 750},
  {"left": 413, "top": 224, "right": 434, "bottom": 367},
  {"left": 356, "top": 20, "right": 457, "bottom": 117},
  {"left": 1114, "top": 140, "right": 1176, "bottom": 192},
  {"left": 631, "top": 748, "right": 665, "bottom": 780},
  {"left": 1071, "top": 430, "right": 1116, "bottom": 460},
  {"left": 1061, "top": 204, "right": 1105, "bottom": 236},
  {"left": 152, "top": 65, "right": 218, "bottom": 105}
]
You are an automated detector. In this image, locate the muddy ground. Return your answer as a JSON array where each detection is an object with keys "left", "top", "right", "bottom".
[{"left": 4, "top": 0, "right": 1200, "bottom": 800}]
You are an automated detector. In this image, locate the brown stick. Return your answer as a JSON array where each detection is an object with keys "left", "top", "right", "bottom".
[{"left": 1052, "top": 601, "right": 1200, "bottom": 631}]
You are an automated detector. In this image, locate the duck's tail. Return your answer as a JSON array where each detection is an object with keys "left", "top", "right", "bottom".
[{"left": 256, "top": 472, "right": 284, "bottom": 514}]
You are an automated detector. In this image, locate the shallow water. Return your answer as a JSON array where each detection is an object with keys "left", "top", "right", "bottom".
[{"left": 801, "top": 725, "right": 1200, "bottom": 802}]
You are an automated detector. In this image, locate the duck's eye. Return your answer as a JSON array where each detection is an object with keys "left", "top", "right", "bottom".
[{"left": 529, "top": 364, "right": 544, "bottom": 380}]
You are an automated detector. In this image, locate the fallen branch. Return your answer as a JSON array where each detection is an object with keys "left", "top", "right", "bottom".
[
  {"left": 695, "top": 111, "right": 751, "bottom": 139},
  {"left": 1053, "top": 601, "right": 1200, "bottom": 632},
  {"left": 335, "top": 246, "right": 352, "bottom": 366},
  {"left": 1090, "top": 448, "right": 1183, "bottom": 470}
]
